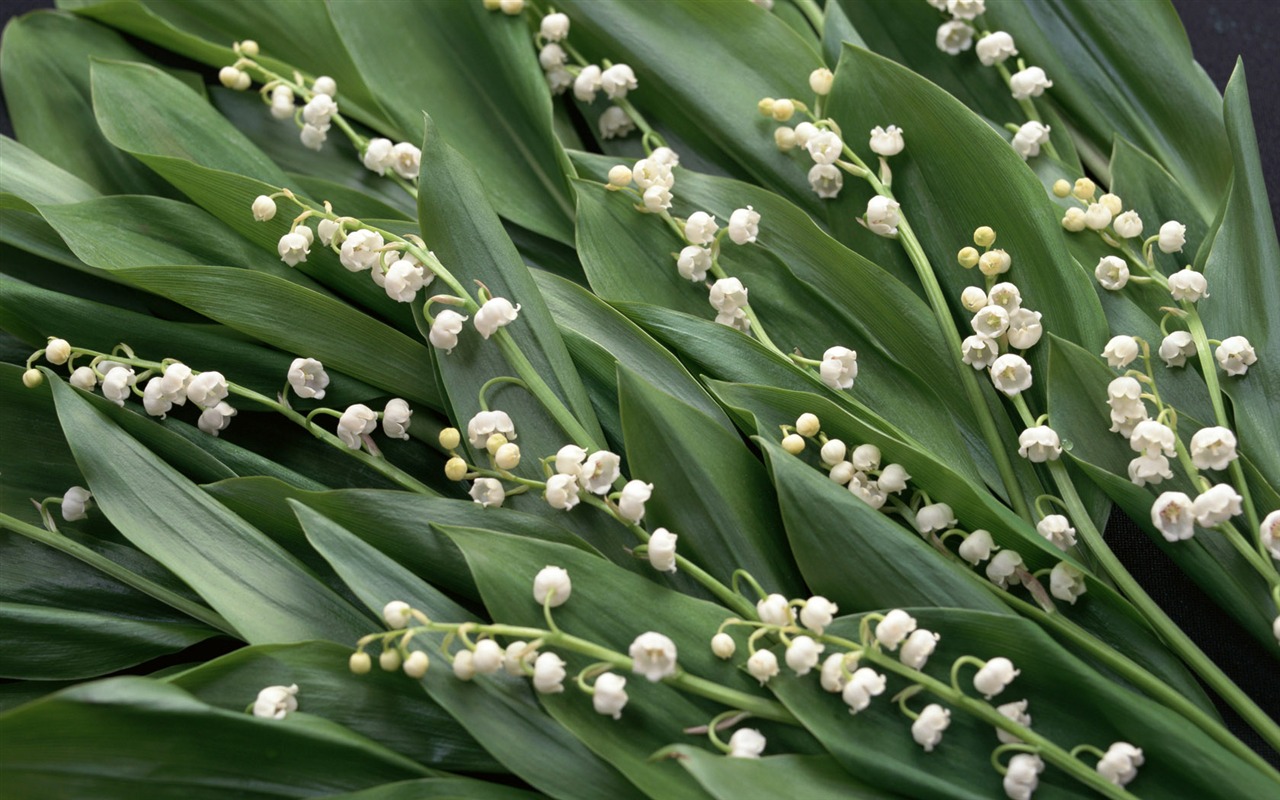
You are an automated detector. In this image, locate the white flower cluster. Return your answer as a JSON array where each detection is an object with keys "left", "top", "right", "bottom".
[
  {"left": 361, "top": 138, "right": 422, "bottom": 181},
  {"left": 336, "top": 397, "right": 412, "bottom": 450},
  {"left": 956, "top": 230, "right": 1043, "bottom": 396},
  {"left": 1151, "top": 485, "right": 1243, "bottom": 542},
  {"left": 531, "top": 10, "right": 639, "bottom": 139},
  {"left": 789, "top": 415, "right": 911, "bottom": 508},
  {"left": 606, "top": 148, "right": 680, "bottom": 214}
]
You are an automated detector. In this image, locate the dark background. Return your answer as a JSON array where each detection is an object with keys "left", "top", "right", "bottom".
[{"left": 2, "top": 0, "right": 1277, "bottom": 763}]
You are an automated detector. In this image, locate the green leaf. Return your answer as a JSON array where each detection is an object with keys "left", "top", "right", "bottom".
[
  {"left": 49, "top": 376, "right": 371, "bottom": 644},
  {"left": 534, "top": 269, "right": 733, "bottom": 449},
  {"left": 415, "top": 114, "right": 604, "bottom": 455},
  {"left": 0, "top": 11, "right": 183, "bottom": 196},
  {"left": 329, "top": 0, "right": 575, "bottom": 244},
  {"left": 167, "top": 641, "right": 501, "bottom": 773},
  {"left": 319, "top": 778, "right": 541, "bottom": 800},
  {"left": 662, "top": 746, "right": 901, "bottom": 800},
  {"left": 0, "top": 676, "right": 432, "bottom": 799},
  {"left": 618, "top": 366, "right": 802, "bottom": 595},
  {"left": 206, "top": 477, "right": 599, "bottom": 603},
  {"left": 0, "top": 602, "right": 212, "bottom": 680},
  {"left": 0, "top": 135, "right": 100, "bottom": 206},
  {"left": 982, "top": 0, "right": 1230, "bottom": 217},
  {"left": 442, "top": 524, "right": 818, "bottom": 800},
  {"left": 1199, "top": 63, "right": 1280, "bottom": 487},
  {"left": 60, "top": 0, "right": 397, "bottom": 134},
  {"left": 557, "top": 0, "right": 825, "bottom": 214},
  {"left": 295, "top": 504, "right": 642, "bottom": 800}
]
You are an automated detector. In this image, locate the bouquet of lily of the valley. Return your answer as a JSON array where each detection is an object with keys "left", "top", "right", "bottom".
[{"left": 2, "top": 0, "right": 1277, "bottom": 797}]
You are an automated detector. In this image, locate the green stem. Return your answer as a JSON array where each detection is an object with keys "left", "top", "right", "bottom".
[
  {"left": 791, "top": 0, "right": 825, "bottom": 35},
  {"left": 431, "top": 621, "right": 795, "bottom": 723},
  {"left": 0, "top": 512, "right": 235, "bottom": 635},
  {"left": 492, "top": 331, "right": 600, "bottom": 449},
  {"left": 1183, "top": 307, "right": 1262, "bottom": 536},
  {"left": 824, "top": 633, "right": 1138, "bottom": 799}
]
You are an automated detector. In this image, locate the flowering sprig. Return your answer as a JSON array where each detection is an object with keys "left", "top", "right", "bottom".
[
  {"left": 215, "top": 40, "right": 422, "bottom": 198},
  {"left": 347, "top": 573, "right": 792, "bottom": 727},
  {"left": 22, "top": 339, "right": 430, "bottom": 495},
  {"left": 711, "top": 596, "right": 1141, "bottom": 798}
]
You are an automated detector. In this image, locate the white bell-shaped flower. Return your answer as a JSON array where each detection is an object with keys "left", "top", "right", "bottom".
[
  {"left": 61, "top": 486, "right": 92, "bottom": 521},
  {"left": 580, "top": 450, "right": 621, "bottom": 494},
  {"left": 808, "top": 164, "right": 843, "bottom": 198},
  {"left": 544, "top": 473, "right": 581, "bottom": 511},
  {"left": 868, "top": 125, "right": 904, "bottom": 156},
  {"left": 958, "top": 529, "right": 997, "bottom": 565},
  {"left": 1009, "top": 66, "right": 1052, "bottom": 99},
  {"left": 819, "top": 346, "right": 858, "bottom": 389},
  {"left": 252, "top": 684, "right": 299, "bottom": 719},
  {"left": 976, "top": 31, "right": 1017, "bottom": 66},
  {"left": 1049, "top": 562, "right": 1087, "bottom": 604},
  {"left": 676, "top": 246, "right": 711, "bottom": 281},
  {"left": 469, "top": 478, "right": 505, "bottom": 508},
  {"left": 727, "top": 206, "right": 761, "bottom": 245},
  {"left": 1215, "top": 335, "right": 1257, "bottom": 376},
  {"left": 935, "top": 20, "right": 974, "bottom": 55},
  {"left": 747, "top": 649, "right": 779, "bottom": 685},
  {"left": 684, "top": 211, "right": 719, "bottom": 246},
  {"left": 647, "top": 528, "right": 678, "bottom": 573},
  {"left": 474, "top": 297, "right": 521, "bottom": 339},
  {"left": 1158, "top": 331, "right": 1195, "bottom": 367},
  {"left": 1193, "top": 484, "right": 1243, "bottom": 528},
  {"left": 429, "top": 310, "right": 469, "bottom": 354},
  {"left": 900, "top": 629, "right": 940, "bottom": 669},
  {"left": 973, "top": 656, "right": 1019, "bottom": 699},
  {"left": 629, "top": 631, "right": 677, "bottom": 682},
  {"left": 1094, "top": 256, "right": 1130, "bottom": 290},
  {"left": 1151, "top": 491, "right": 1195, "bottom": 541},
  {"left": 287, "top": 357, "right": 329, "bottom": 399},
  {"left": 337, "top": 403, "right": 378, "bottom": 449},
  {"left": 911, "top": 703, "right": 951, "bottom": 752},
  {"left": 784, "top": 635, "right": 824, "bottom": 676},
  {"left": 1158, "top": 220, "right": 1186, "bottom": 253}
]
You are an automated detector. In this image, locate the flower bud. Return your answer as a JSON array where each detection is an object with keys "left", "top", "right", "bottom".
[
  {"left": 251, "top": 194, "right": 276, "bottom": 222},
  {"left": 1098, "top": 193, "right": 1123, "bottom": 217},
  {"left": 379, "top": 649, "right": 402, "bottom": 672},
  {"left": 1083, "top": 202, "right": 1112, "bottom": 230},
  {"left": 747, "top": 649, "right": 779, "bottom": 685},
  {"left": 756, "top": 593, "right": 793, "bottom": 626},
  {"left": 757, "top": 97, "right": 775, "bottom": 116},
  {"left": 383, "top": 601, "right": 412, "bottom": 628},
  {"left": 218, "top": 66, "right": 245, "bottom": 90},
  {"left": 770, "top": 98, "right": 795, "bottom": 122},
  {"left": 819, "top": 438, "right": 847, "bottom": 466},
  {"left": 773, "top": 126, "right": 797, "bottom": 151},
  {"left": 978, "top": 249, "right": 1011, "bottom": 276},
  {"left": 1073, "top": 177, "right": 1096, "bottom": 200},
  {"left": 471, "top": 640, "right": 502, "bottom": 674},
  {"left": 494, "top": 442, "right": 521, "bottom": 470},
  {"left": 445, "top": 457, "right": 468, "bottom": 481},
  {"left": 349, "top": 651, "right": 372, "bottom": 674},
  {"left": 533, "top": 566, "right": 571, "bottom": 607},
  {"left": 782, "top": 434, "right": 805, "bottom": 454},
  {"left": 1052, "top": 179, "right": 1071, "bottom": 197},
  {"left": 1158, "top": 220, "right": 1186, "bottom": 253},
  {"left": 973, "top": 226, "right": 996, "bottom": 247},
  {"left": 1112, "top": 210, "right": 1143, "bottom": 238},
  {"left": 1061, "top": 207, "right": 1086, "bottom": 232},
  {"left": 403, "top": 650, "right": 430, "bottom": 678},
  {"left": 44, "top": 338, "right": 71, "bottom": 365},
  {"left": 957, "top": 246, "right": 980, "bottom": 268},
  {"left": 607, "top": 164, "right": 632, "bottom": 188},
  {"left": 499, "top": 0, "right": 523, "bottom": 14},
  {"left": 22, "top": 368, "right": 43, "bottom": 388},
  {"left": 439, "top": 427, "right": 461, "bottom": 450},
  {"left": 973, "top": 656, "right": 1019, "bottom": 698},
  {"left": 486, "top": 433, "right": 508, "bottom": 455},
  {"left": 711, "top": 632, "right": 736, "bottom": 659},
  {"left": 795, "top": 413, "right": 820, "bottom": 437},
  {"left": 960, "top": 286, "right": 987, "bottom": 312},
  {"left": 809, "top": 68, "right": 834, "bottom": 96}
]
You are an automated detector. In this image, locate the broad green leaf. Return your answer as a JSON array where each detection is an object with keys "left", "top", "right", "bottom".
[
  {"left": 1199, "top": 64, "right": 1280, "bottom": 487},
  {"left": 60, "top": 0, "right": 396, "bottom": 134},
  {"left": 0, "top": 602, "right": 211, "bottom": 680},
  {"left": 88, "top": 58, "right": 419, "bottom": 327},
  {"left": 329, "top": 0, "right": 575, "bottom": 244},
  {"left": 296, "top": 504, "right": 642, "bottom": 800},
  {"left": 442, "top": 525, "right": 819, "bottom": 800},
  {"left": 168, "top": 641, "right": 501, "bottom": 773},
  {"left": 534, "top": 269, "right": 733, "bottom": 449},
  {"left": 982, "top": 0, "right": 1229, "bottom": 217},
  {"left": 0, "top": 135, "right": 100, "bottom": 206},
  {"left": 618, "top": 366, "right": 803, "bottom": 595},
  {"left": 114, "top": 265, "right": 440, "bottom": 408},
  {"left": 49, "top": 376, "right": 371, "bottom": 644},
  {"left": 557, "top": 0, "right": 825, "bottom": 214},
  {"left": 206, "top": 477, "right": 598, "bottom": 603},
  {"left": 768, "top": 611, "right": 1276, "bottom": 800},
  {"left": 0, "top": 676, "right": 432, "bottom": 799},
  {"left": 320, "top": 778, "right": 540, "bottom": 800},
  {"left": 662, "top": 746, "right": 901, "bottom": 800},
  {"left": 415, "top": 115, "right": 604, "bottom": 469},
  {"left": 1, "top": 11, "right": 182, "bottom": 196},
  {"left": 826, "top": 44, "right": 1109, "bottom": 368}
]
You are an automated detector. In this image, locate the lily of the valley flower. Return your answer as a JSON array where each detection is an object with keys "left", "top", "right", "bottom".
[
  {"left": 1158, "top": 220, "right": 1187, "bottom": 253},
  {"left": 1102, "top": 335, "right": 1140, "bottom": 368},
  {"left": 251, "top": 195, "right": 277, "bottom": 222},
  {"left": 819, "top": 346, "right": 858, "bottom": 390},
  {"left": 474, "top": 297, "right": 521, "bottom": 339},
  {"left": 958, "top": 529, "right": 997, "bottom": 565},
  {"left": 340, "top": 230, "right": 384, "bottom": 272},
  {"left": 900, "top": 629, "right": 940, "bottom": 669},
  {"left": 580, "top": 450, "right": 621, "bottom": 494},
  {"left": 600, "top": 64, "right": 638, "bottom": 99},
  {"left": 747, "top": 649, "right": 780, "bottom": 685},
  {"left": 1011, "top": 121, "right": 1050, "bottom": 159},
  {"left": 469, "top": 478, "right": 505, "bottom": 507},
  {"left": 727, "top": 727, "right": 767, "bottom": 759},
  {"left": 592, "top": 672, "right": 629, "bottom": 719},
  {"left": 186, "top": 371, "right": 228, "bottom": 408},
  {"left": 799, "top": 595, "right": 838, "bottom": 634},
  {"left": 1009, "top": 66, "right": 1052, "bottom": 99},
  {"left": 598, "top": 106, "right": 634, "bottom": 139},
  {"left": 1189, "top": 426, "right": 1238, "bottom": 471},
  {"left": 961, "top": 335, "right": 999, "bottom": 369},
  {"left": 1168, "top": 267, "right": 1208, "bottom": 302},
  {"left": 429, "top": 310, "right": 469, "bottom": 354},
  {"left": 805, "top": 130, "right": 843, "bottom": 165},
  {"left": 1193, "top": 484, "right": 1243, "bottom": 528},
  {"left": 842, "top": 667, "right": 886, "bottom": 713},
  {"left": 973, "top": 656, "right": 1019, "bottom": 699},
  {"left": 269, "top": 85, "right": 294, "bottom": 119},
  {"left": 287, "top": 357, "right": 329, "bottom": 399},
  {"left": 1215, "top": 336, "right": 1257, "bottom": 376},
  {"left": 1112, "top": 210, "right": 1144, "bottom": 238},
  {"left": 1017, "top": 426, "right": 1061, "bottom": 462},
  {"left": 1096, "top": 742, "right": 1145, "bottom": 787},
  {"left": 1035, "top": 514, "right": 1077, "bottom": 550},
  {"left": 676, "top": 246, "right": 712, "bottom": 281},
  {"left": 684, "top": 211, "right": 719, "bottom": 245},
  {"left": 756, "top": 593, "right": 793, "bottom": 626},
  {"left": 196, "top": 401, "right": 236, "bottom": 436},
  {"left": 277, "top": 230, "right": 310, "bottom": 266},
  {"left": 711, "top": 633, "right": 736, "bottom": 659},
  {"left": 935, "top": 20, "right": 974, "bottom": 55},
  {"left": 708, "top": 277, "right": 749, "bottom": 314},
  {"left": 1094, "top": 256, "right": 1130, "bottom": 290},
  {"left": 727, "top": 206, "right": 761, "bottom": 245},
  {"left": 1004, "top": 753, "right": 1044, "bottom": 800},
  {"left": 647, "top": 528, "right": 678, "bottom": 573},
  {"left": 61, "top": 486, "right": 92, "bottom": 521},
  {"left": 915, "top": 503, "right": 957, "bottom": 534},
  {"left": 975, "top": 31, "right": 1017, "bottom": 65},
  {"left": 996, "top": 699, "right": 1032, "bottom": 744},
  {"left": 1129, "top": 419, "right": 1176, "bottom": 457},
  {"left": 382, "top": 398, "right": 412, "bottom": 440},
  {"left": 808, "top": 164, "right": 843, "bottom": 198},
  {"left": 1151, "top": 491, "right": 1195, "bottom": 541},
  {"left": 865, "top": 195, "right": 901, "bottom": 236},
  {"left": 1128, "top": 453, "right": 1173, "bottom": 487},
  {"left": 1006, "top": 309, "right": 1043, "bottom": 349},
  {"left": 337, "top": 403, "right": 378, "bottom": 449},
  {"left": 986, "top": 549, "right": 1023, "bottom": 589},
  {"left": 869, "top": 125, "right": 905, "bottom": 156},
  {"left": 784, "top": 635, "right": 824, "bottom": 676},
  {"left": 252, "top": 684, "right": 299, "bottom": 719},
  {"left": 1049, "top": 562, "right": 1087, "bottom": 604},
  {"left": 532, "top": 566, "right": 571, "bottom": 608},
  {"left": 874, "top": 609, "right": 917, "bottom": 650},
  {"left": 629, "top": 631, "right": 678, "bottom": 681},
  {"left": 912, "top": 704, "right": 951, "bottom": 752},
  {"left": 989, "top": 354, "right": 1032, "bottom": 396},
  {"left": 362, "top": 138, "right": 394, "bottom": 175},
  {"left": 809, "top": 67, "right": 834, "bottom": 96},
  {"left": 540, "top": 12, "right": 569, "bottom": 41},
  {"left": 1260, "top": 510, "right": 1280, "bottom": 560},
  {"left": 545, "top": 474, "right": 580, "bottom": 511},
  {"left": 1158, "top": 331, "right": 1195, "bottom": 367},
  {"left": 617, "top": 479, "right": 654, "bottom": 523}
]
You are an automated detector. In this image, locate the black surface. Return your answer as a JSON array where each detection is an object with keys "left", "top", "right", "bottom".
[{"left": 1, "top": 0, "right": 1277, "bottom": 765}]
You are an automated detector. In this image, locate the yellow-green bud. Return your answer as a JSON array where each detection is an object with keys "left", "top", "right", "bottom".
[
  {"left": 782, "top": 433, "right": 805, "bottom": 454},
  {"left": 349, "top": 651, "right": 372, "bottom": 674},
  {"left": 403, "top": 650, "right": 430, "bottom": 678},
  {"left": 494, "top": 442, "right": 521, "bottom": 470},
  {"left": 1098, "top": 193, "right": 1123, "bottom": 217},
  {"left": 1052, "top": 179, "right": 1071, "bottom": 198},
  {"left": 973, "top": 226, "right": 996, "bottom": 247},
  {"left": 238, "top": 39, "right": 259, "bottom": 57},
  {"left": 445, "top": 457, "right": 468, "bottom": 481},
  {"left": 22, "top": 369, "right": 43, "bottom": 388},
  {"left": 771, "top": 98, "right": 796, "bottom": 122},
  {"left": 795, "top": 413, "right": 821, "bottom": 438},
  {"left": 439, "top": 427, "right": 461, "bottom": 450},
  {"left": 957, "top": 247, "right": 980, "bottom": 269},
  {"left": 1072, "top": 177, "right": 1096, "bottom": 200},
  {"left": 486, "top": 433, "right": 507, "bottom": 455},
  {"left": 757, "top": 97, "right": 776, "bottom": 117},
  {"left": 979, "top": 249, "right": 1012, "bottom": 276},
  {"left": 774, "top": 126, "right": 797, "bottom": 152},
  {"left": 607, "top": 165, "right": 632, "bottom": 189},
  {"left": 379, "top": 649, "right": 402, "bottom": 672}
]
